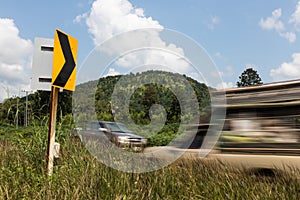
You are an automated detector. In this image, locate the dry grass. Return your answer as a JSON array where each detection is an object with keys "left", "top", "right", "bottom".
[{"left": 0, "top": 126, "right": 299, "bottom": 199}]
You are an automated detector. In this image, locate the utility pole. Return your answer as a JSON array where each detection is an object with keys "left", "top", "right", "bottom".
[
  {"left": 21, "top": 90, "right": 31, "bottom": 127},
  {"left": 16, "top": 96, "right": 18, "bottom": 128},
  {"left": 13, "top": 95, "right": 18, "bottom": 128}
]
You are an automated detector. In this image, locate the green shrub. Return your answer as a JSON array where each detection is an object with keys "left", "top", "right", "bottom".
[{"left": 147, "top": 132, "right": 176, "bottom": 146}]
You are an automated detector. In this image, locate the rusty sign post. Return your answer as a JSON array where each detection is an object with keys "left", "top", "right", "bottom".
[{"left": 46, "top": 29, "right": 78, "bottom": 176}]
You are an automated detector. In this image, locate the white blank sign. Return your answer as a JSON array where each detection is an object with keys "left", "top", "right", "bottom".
[{"left": 31, "top": 37, "right": 54, "bottom": 91}]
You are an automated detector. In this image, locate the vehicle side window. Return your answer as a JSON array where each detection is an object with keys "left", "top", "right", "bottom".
[
  {"left": 99, "top": 122, "right": 104, "bottom": 128},
  {"left": 90, "top": 122, "right": 100, "bottom": 130},
  {"left": 100, "top": 122, "right": 111, "bottom": 131}
]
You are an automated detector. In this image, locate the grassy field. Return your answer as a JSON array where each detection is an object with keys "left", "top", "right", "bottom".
[{"left": 0, "top": 124, "right": 299, "bottom": 200}]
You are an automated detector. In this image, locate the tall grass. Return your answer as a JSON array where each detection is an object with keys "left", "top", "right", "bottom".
[{"left": 0, "top": 124, "right": 299, "bottom": 199}]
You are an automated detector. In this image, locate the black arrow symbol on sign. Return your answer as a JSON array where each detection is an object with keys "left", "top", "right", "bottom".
[{"left": 53, "top": 30, "right": 76, "bottom": 88}]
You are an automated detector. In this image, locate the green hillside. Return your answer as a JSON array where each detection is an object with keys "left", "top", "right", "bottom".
[
  {"left": 95, "top": 71, "right": 210, "bottom": 123},
  {"left": 73, "top": 70, "right": 211, "bottom": 145},
  {"left": 1, "top": 70, "right": 211, "bottom": 146}
]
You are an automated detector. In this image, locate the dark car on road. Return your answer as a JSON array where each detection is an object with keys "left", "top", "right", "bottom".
[{"left": 86, "top": 121, "right": 147, "bottom": 152}]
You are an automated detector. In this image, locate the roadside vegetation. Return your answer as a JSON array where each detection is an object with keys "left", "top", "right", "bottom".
[
  {"left": 0, "top": 123, "right": 299, "bottom": 200},
  {"left": 0, "top": 71, "right": 211, "bottom": 147},
  {"left": 0, "top": 71, "right": 299, "bottom": 199}
]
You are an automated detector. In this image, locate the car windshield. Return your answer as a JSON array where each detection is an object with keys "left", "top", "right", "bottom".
[{"left": 106, "top": 122, "right": 132, "bottom": 133}]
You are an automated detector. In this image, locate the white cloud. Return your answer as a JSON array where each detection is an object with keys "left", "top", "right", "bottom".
[
  {"left": 259, "top": 9, "right": 284, "bottom": 31},
  {"left": 279, "top": 31, "right": 297, "bottom": 43},
  {"left": 270, "top": 53, "right": 300, "bottom": 81},
  {"left": 259, "top": 8, "right": 296, "bottom": 43},
  {"left": 75, "top": 0, "right": 195, "bottom": 80},
  {"left": 289, "top": 1, "right": 300, "bottom": 31},
  {"left": 73, "top": 13, "right": 88, "bottom": 24},
  {"left": 114, "top": 48, "right": 190, "bottom": 74},
  {"left": 0, "top": 18, "right": 33, "bottom": 101},
  {"left": 76, "top": 0, "right": 163, "bottom": 45},
  {"left": 105, "top": 68, "right": 120, "bottom": 76}
]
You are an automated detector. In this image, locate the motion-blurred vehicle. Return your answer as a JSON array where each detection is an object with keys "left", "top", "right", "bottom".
[
  {"left": 207, "top": 80, "right": 300, "bottom": 174},
  {"left": 87, "top": 121, "right": 147, "bottom": 152}
]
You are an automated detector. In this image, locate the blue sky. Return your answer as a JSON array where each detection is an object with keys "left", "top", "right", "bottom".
[{"left": 1, "top": 0, "right": 300, "bottom": 101}]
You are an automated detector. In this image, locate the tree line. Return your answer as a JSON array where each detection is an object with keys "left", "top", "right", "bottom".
[{"left": 0, "top": 68, "right": 263, "bottom": 127}]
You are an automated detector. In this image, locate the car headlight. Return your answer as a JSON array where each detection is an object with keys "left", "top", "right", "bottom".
[
  {"left": 116, "top": 136, "right": 129, "bottom": 143},
  {"left": 141, "top": 138, "right": 147, "bottom": 144}
]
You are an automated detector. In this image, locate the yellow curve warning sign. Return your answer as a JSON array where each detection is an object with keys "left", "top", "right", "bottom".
[{"left": 52, "top": 29, "right": 78, "bottom": 91}]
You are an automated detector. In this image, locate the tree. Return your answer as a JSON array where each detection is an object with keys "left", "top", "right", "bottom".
[{"left": 236, "top": 68, "right": 263, "bottom": 87}]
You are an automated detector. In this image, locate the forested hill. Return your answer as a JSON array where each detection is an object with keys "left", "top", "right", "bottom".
[
  {"left": 0, "top": 70, "right": 212, "bottom": 127},
  {"left": 74, "top": 70, "right": 212, "bottom": 125}
]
